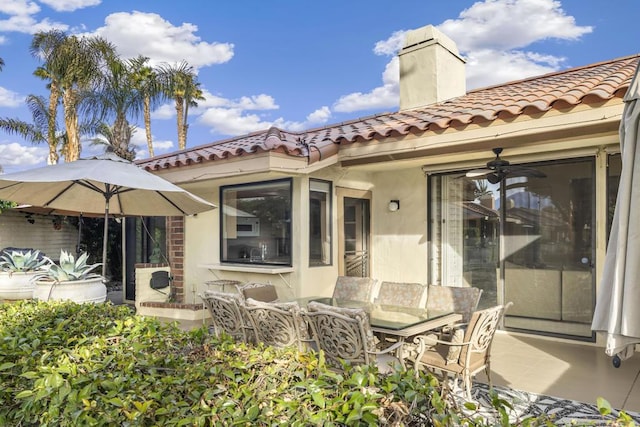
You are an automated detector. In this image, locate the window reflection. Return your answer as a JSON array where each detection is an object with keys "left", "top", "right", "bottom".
[{"left": 221, "top": 179, "right": 292, "bottom": 266}]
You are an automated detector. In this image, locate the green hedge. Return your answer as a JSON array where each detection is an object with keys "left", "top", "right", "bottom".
[{"left": 0, "top": 301, "right": 630, "bottom": 426}]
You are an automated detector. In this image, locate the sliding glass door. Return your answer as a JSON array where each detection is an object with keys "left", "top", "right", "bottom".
[{"left": 430, "top": 157, "right": 597, "bottom": 339}]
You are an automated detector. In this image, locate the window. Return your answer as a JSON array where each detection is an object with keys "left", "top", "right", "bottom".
[
  {"left": 430, "top": 157, "right": 596, "bottom": 340},
  {"left": 309, "top": 179, "right": 332, "bottom": 266},
  {"left": 221, "top": 179, "right": 292, "bottom": 265}
]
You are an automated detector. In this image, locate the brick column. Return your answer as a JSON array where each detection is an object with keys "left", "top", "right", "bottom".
[{"left": 167, "top": 216, "right": 184, "bottom": 302}]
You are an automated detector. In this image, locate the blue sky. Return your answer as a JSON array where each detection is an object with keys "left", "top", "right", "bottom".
[{"left": 0, "top": 0, "right": 639, "bottom": 173}]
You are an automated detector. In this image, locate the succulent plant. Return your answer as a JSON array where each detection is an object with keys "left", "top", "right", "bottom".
[
  {"left": 0, "top": 249, "right": 51, "bottom": 273},
  {"left": 35, "top": 250, "right": 102, "bottom": 283}
]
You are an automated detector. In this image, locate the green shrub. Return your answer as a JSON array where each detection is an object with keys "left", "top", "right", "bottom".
[{"left": 0, "top": 301, "right": 630, "bottom": 426}]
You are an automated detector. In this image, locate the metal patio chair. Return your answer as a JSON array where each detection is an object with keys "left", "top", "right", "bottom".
[
  {"left": 412, "top": 304, "right": 507, "bottom": 400},
  {"left": 304, "top": 300, "right": 403, "bottom": 374}
]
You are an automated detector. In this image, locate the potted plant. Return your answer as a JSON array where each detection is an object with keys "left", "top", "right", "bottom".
[
  {"left": 33, "top": 250, "right": 107, "bottom": 304},
  {"left": 0, "top": 249, "right": 51, "bottom": 300}
]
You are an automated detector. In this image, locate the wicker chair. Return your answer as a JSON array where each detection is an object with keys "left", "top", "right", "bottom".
[
  {"left": 426, "top": 285, "right": 483, "bottom": 323},
  {"left": 304, "top": 301, "right": 403, "bottom": 374},
  {"left": 244, "top": 298, "right": 312, "bottom": 351},
  {"left": 200, "top": 290, "right": 254, "bottom": 343},
  {"left": 331, "top": 276, "right": 377, "bottom": 302},
  {"left": 236, "top": 282, "right": 279, "bottom": 302},
  {"left": 375, "top": 281, "right": 428, "bottom": 308},
  {"left": 412, "top": 304, "right": 506, "bottom": 400}
]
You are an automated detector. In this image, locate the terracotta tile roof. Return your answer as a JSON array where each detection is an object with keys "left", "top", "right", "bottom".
[{"left": 138, "top": 54, "right": 640, "bottom": 172}]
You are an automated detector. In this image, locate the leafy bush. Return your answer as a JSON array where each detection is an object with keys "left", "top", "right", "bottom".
[{"left": 0, "top": 301, "right": 630, "bottom": 426}]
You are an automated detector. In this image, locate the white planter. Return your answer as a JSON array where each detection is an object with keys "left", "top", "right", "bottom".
[
  {"left": 0, "top": 271, "right": 38, "bottom": 300},
  {"left": 34, "top": 276, "right": 107, "bottom": 304}
]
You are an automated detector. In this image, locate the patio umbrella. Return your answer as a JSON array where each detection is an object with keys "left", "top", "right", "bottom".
[
  {"left": 0, "top": 152, "right": 216, "bottom": 277},
  {"left": 591, "top": 60, "right": 640, "bottom": 366}
]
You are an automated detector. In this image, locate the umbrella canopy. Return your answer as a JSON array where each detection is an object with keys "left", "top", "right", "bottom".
[
  {"left": 0, "top": 152, "right": 216, "bottom": 277},
  {"left": 591, "top": 61, "right": 640, "bottom": 363}
]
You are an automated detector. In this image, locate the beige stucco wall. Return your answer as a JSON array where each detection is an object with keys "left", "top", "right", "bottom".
[
  {"left": 370, "top": 168, "right": 429, "bottom": 284},
  {"left": 179, "top": 165, "right": 432, "bottom": 302},
  {"left": 0, "top": 210, "right": 77, "bottom": 260}
]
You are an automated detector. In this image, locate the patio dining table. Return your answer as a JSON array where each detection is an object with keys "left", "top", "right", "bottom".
[{"left": 293, "top": 296, "right": 463, "bottom": 366}]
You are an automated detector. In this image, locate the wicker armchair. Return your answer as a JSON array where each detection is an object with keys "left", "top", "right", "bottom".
[
  {"left": 201, "top": 290, "right": 254, "bottom": 343},
  {"left": 426, "top": 285, "right": 483, "bottom": 323},
  {"left": 304, "top": 301, "right": 403, "bottom": 374},
  {"left": 412, "top": 304, "right": 506, "bottom": 400},
  {"left": 236, "top": 282, "right": 279, "bottom": 302},
  {"left": 244, "top": 298, "right": 312, "bottom": 351},
  {"left": 375, "top": 281, "right": 428, "bottom": 308},
  {"left": 332, "top": 276, "right": 377, "bottom": 302}
]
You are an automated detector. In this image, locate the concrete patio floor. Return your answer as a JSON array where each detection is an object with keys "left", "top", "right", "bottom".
[{"left": 475, "top": 331, "right": 640, "bottom": 413}]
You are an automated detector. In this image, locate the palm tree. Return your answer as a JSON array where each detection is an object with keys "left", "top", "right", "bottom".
[
  {"left": 128, "top": 56, "right": 163, "bottom": 157},
  {"left": 157, "top": 61, "right": 205, "bottom": 150},
  {"left": 85, "top": 54, "right": 142, "bottom": 161},
  {"left": 0, "top": 95, "right": 66, "bottom": 164},
  {"left": 90, "top": 122, "right": 136, "bottom": 160},
  {"left": 30, "top": 30, "right": 67, "bottom": 163},
  {"left": 31, "top": 30, "right": 116, "bottom": 162}
]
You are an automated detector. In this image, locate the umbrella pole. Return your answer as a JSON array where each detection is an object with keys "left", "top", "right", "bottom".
[
  {"left": 102, "top": 201, "right": 109, "bottom": 278},
  {"left": 77, "top": 213, "right": 83, "bottom": 255}
]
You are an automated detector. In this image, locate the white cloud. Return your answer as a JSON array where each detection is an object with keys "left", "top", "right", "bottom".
[
  {"left": 129, "top": 130, "right": 174, "bottom": 159},
  {"left": 198, "top": 108, "right": 272, "bottom": 136},
  {"left": 373, "top": 30, "right": 407, "bottom": 56},
  {"left": 332, "top": 0, "right": 593, "bottom": 112},
  {"left": 333, "top": 57, "right": 399, "bottom": 113},
  {"left": 235, "top": 95, "right": 278, "bottom": 111},
  {"left": 465, "top": 49, "right": 565, "bottom": 89},
  {"left": 0, "top": 0, "right": 40, "bottom": 16},
  {"left": 0, "top": 86, "right": 24, "bottom": 107},
  {"left": 197, "top": 99, "right": 332, "bottom": 136},
  {"left": 39, "top": 0, "right": 101, "bottom": 13},
  {"left": 0, "top": 142, "right": 47, "bottom": 168},
  {"left": 88, "top": 11, "right": 234, "bottom": 69},
  {"left": 151, "top": 104, "right": 174, "bottom": 120},
  {"left": 438, "top": 0, "right": 592, "bottom": 52},
  {"left": 0, "top": 14, "right": 68, "bottom": 33},
  {"left": 306, "top": 107, "right": 331, "bottom": 125},
  {"left": 0, "top": 0, "right": 69, "bottom": 33}
]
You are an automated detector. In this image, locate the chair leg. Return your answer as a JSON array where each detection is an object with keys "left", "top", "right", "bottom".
[
  {"left": 485, "top": 361, "right": 492, "bottom": 389},
  {"left": 463, "top": 373, "right": 473, "bottom": 401}
]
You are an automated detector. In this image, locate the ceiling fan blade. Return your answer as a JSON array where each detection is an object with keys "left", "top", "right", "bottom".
[{"left": 466, "top": 168, "right": 493, "bottom": 178}]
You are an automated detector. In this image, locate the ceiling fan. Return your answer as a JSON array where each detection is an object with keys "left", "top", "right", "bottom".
[{"left": 466, "top": 148, "right": 546, "bottom": 184}]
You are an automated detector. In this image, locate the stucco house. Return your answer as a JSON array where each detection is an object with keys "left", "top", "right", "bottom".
[{"left": 130, "top": 24, "right": 637, "bottom": 345}]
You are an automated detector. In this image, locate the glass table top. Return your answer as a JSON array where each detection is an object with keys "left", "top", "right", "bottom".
[{"left": 296, "top": 297, "right": 454, "bottom": 331}]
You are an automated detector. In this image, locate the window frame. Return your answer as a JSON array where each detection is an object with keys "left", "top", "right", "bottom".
[
  {"left": 309, "top": 178, "right": 333, "bottom": 267},
  {"left": 219, "top": 178, "right": 293, "bottom": 266}
]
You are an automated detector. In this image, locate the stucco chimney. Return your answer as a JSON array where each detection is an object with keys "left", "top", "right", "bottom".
[{"left": 399, "top": 25, "right": 466, "bottom": 110}]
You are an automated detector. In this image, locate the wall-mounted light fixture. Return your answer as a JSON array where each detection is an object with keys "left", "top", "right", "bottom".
[{"left": 388, "top": 200, "right": 400, "bottom": 212}]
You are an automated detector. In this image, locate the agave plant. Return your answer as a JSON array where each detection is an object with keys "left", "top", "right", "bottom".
[
  {"left": 36, "top": 250, "right": 102, "bottom": 283},
  {"left": 0, "top": 249, "right": 50, "bottom": 273}
]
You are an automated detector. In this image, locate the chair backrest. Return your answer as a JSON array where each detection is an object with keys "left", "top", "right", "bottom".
[
  {"left": 332, "top": 276, "right": 377, "bottom": 302},
  {"left": 426, "top": 284, "right": 483, "bottom": 323},
  {"left": 244, "top": 298, "right": 309, "bottom": 351},
  {"left": 201, "top": 290, "right": 252, "bottom": 342},
  {"left": 305, "top": 301, "right": 377, "bottom": 368},
  {"left": 236, "top": 282, "right": 278, "bottom": 302},
  {"left": 458, "top": 304, "right": 504, "bottom": 367},
  {"left": 375, "top": 281, "right": 427, "bottom": 308}
]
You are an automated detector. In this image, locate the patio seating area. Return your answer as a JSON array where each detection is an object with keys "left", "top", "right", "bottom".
[{"left": 158, "top": 275, "right": 637, "bottom": 425}]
